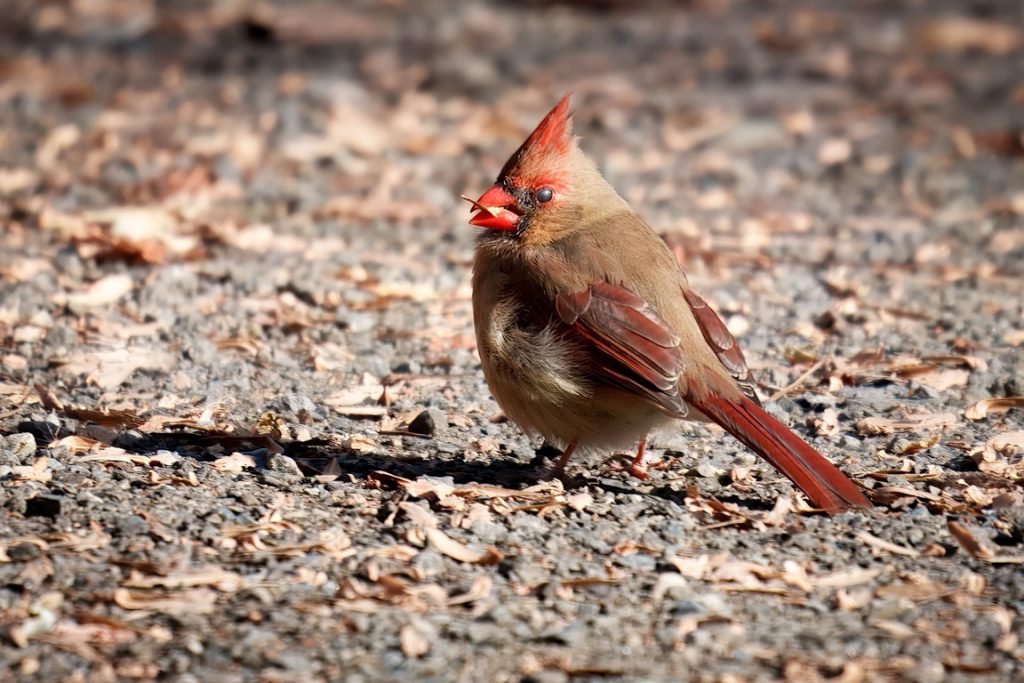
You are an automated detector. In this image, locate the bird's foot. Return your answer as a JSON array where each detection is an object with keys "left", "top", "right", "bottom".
[
  {"left": 621, "top": 438, "right": 651, "bottom": 480},
  {"left": 627, "top": 461, "right": 650, "bottom": 480},
  {"left": 541, "top": 438, "right": 578, "bottom": 484}
]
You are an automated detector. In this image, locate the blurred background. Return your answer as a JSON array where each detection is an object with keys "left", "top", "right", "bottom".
[
  {"left": 3, "top": 0, "right": 1022, "bottom": 257},
  {"left": 3, "top": 0, "right": 1022, "bottom": 381},
  {"left": 2, "top": 2, "right": 1024, "bottom": 681}
]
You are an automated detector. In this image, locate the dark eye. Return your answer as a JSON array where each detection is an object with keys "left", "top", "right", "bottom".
[{"left": 535, "top": 187, "right": 554, "bottom": 204}]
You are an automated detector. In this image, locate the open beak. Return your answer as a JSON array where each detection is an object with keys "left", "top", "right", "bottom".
[{"left": 462, "top": 185, "right": 521, "bottom": 231}]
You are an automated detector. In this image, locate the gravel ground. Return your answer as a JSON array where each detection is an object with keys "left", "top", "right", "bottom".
[{"left": 1, "top": 1, "right": 1023, "bottom": 681}]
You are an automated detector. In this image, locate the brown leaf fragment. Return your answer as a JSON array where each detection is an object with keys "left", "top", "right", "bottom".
[
  {"left": 875, "top": 575, "right": 952, "bottom": 602},
  {"left": 948, "top": 520, "right": 1024, "bottom": 563},
  {"left": 818, "top": 138, "right": 852, "bottom": 166},
  {"left": 855, "top": 531, "right": 920, "bottom": 557},
  {"left": 112, "top": 588, "right": 218, "bottom": 615},
  {"left": 48, "top": 435, "right": 104, "bottom": 453},
  {"left": 64, "top": 273, "right": 134, "bottom": 310},
  {"left": 399, "top": 502, "right": 439, "bottom": 529},
  {"left": 964, "top": 397, "right": 1024, "bottom": 420},
  {"left": 344, "top": 434, "right": 380, "bottom": 453},
  {"left": 78, "top": 449, "right": 146, "bottom": 465},
  {"left": 889, "top": 432, "right": 940, "bottom": 456},
  {"left": 669, "top": 553, "right": 724, "bottom": 580},
  {"left": 122, "top": 566, "right": 244, "bottom": 592},
  {"left": 558, "top": 577, "right": 621, "bottom": 589},
  {"left": 564, "top": 492, "right": 594, "bottom": 512},
  {"left": 917, "top": 17, "right": 1021, "bottom": 55},
  {"left": 47, "top": 521, "right": 111, "bottom": 553},
  {"left": 954, "top": 569, "right": 987, "bottom": 593},
  {"left": 10, "top": 457, "right": 52, "bottom": 484},
  {"left": 914, "top": 368, "right": 970, "bottom": 391},
  {"left": 334, "top": 405, "right": 388, "bottom": 418},
  {"left": 871, "top": 619, "right": 916, "bottom": 640},
  {"left": 988, "top": 431, "right": 1024, "bottom": 457},
  {"left": 856, "top": 412, "right": 958, "bottom": 436},
  {"left": 873, "top": 486, "right": 941, "bottom": 502},
  {"left": 921, "top": 355, "right": 988, "bottom": 371},
  {"left": 147, "top": 470, "right": 199, "bottom": 487},
  {"left": 423, "top": 527, "right": 502, "bottom": 565},
  {"left": 67, "top": 408, "right": 144, "bottom": 429},
  {"left": 961, "top": 485, "right": 994, "bottom": 508},
  {"left": 811, "top": 567, "right": 882, "bottom": 589},
  {"left": 971, "top": 431, "right": 1024, "bottom": 478},
  {"left": 1003, "top": 329, "right": 1024, "bottom": 346},
  {"left": 402, "top": 477, "right": 456, "bottom": 500},
  {"left": 400, "top": 623, "right": 430, "bottom": 658},
  {"left": 55, "top": 346, "right": 175, "bottom": 389},
  {"left": 762, "top": 495, "right": 794, "bottom": 526},
  {"left": 211, "top": 452, "right": 257, "bottom": 473},
  {"left": 808, "top": 407, "right": 839, "bottom": 436},
  {"left": 835, "top": 588, "right": 874, "bottom": 611},
  {"left": 447, "top": 575, "right": 493, "bottom": 607}
]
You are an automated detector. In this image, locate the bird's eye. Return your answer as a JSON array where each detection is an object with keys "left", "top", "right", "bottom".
[{"left": 535, "top": 187, "right": 554, "bottom": 204}]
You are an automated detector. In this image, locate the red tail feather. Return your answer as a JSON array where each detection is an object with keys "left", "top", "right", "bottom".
[{"left": 691, "top": 394, "right": 871, "bottom": 513}]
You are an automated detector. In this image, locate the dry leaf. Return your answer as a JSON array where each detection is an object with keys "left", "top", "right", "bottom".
[
  {"left": 947, "top": 521, "right": 1024, "bottom": 564},
  {"left": 49, "top": 435, "right": 104, "bottom": 453},
  {"left": 10, "top": 458, "right": 52, "bottom": 484},
  {"left": 836, "top": 588, "right": 873, "bottom": 611},
  {"left": 423, "top": 527, "right": 502, "bottom": 565},
  {"left": 400, "top": 624, "right": 430, "bottom": 658},
  {"left": 763, "top": 495, "right": 794, "bottom": 526},
  {"left": 875, "top": 574, "right": 952, "bottom": 602},
  {"left": 914, "top": 368, "right": 970, "bottom": 391},
  {"left": 343, "top": 435, "right": 379, "bottom": 453},
  {"left": 402, "top": 477, "right": 456, "bottom": 500},
  {"left": 210, "top": 453, "right": 257, "bottom": 473},
  {"left": 988, "top": 431, "right": 1024, "bottom": 456},
  {"left": 819, "top": 138, "right": 852, "bottom": 166},
  {"left": 1003, "top": 329, "right": 1024, "bottom": 347},
  {"left": 855, "top": 531, "right": 920, "bottom": 557},
  {"left": 64, "top": 273, "right": 134, "bottom": 310},
  {"left": 56, "top": 346, "right": 175, "bottom": 388},
  {"left": 809, "top": 407, "right": 839, "bottom": 436},
  {"left": 811, "top": 567, "right": 881, "bottom": 589},
  {"left": 917, "top": 17, "right": 1021, "bottom": 55},
  {"left": 564, "top": 492, "right": 593, "bottom": 512},
  {"left": 447, "top": 575, "right": 493, "bottom": 606},
  {"left": 123, "top": 566, "right": 244, "bottom": 592},
  {"left": 964, "top": 397, "right": 1024, "bottom": 421},
  {"left": 890, "top": 432, "right": 940, "bottom": 455},
  {"left": 78, "top": 448, "right": 144, "bottom": 465},
  {"left": 856, "top": 412, "right": 958, "bottom": 436},
  {"left": 399, "top": 502, "right": 439, "bottom": 529},
  {"left": 112, "top": 588, "right": 218, "bottom": 615},
  {"left": 972, "top": 432, "right": 1024, "bottom": 478}
]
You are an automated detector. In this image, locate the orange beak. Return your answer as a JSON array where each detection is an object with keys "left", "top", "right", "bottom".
[{"left": 464, "top": 185, "right": 521, "bottom": 231}]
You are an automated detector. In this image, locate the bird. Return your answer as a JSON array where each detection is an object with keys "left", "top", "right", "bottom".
[{"left": 464, "top": 94, "right": 870, "bottom": 514}]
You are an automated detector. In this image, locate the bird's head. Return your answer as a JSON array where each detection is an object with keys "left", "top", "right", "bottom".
[{"left": 464, "top": 94, "right": 578, "bottom": 237}]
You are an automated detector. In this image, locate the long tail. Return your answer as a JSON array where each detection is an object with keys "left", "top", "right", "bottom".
[{"left": 690, "top": 394, "right": 871, "bottom": 513}]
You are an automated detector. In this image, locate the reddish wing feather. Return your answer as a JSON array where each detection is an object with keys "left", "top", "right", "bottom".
[
  {"left": 556, "top": 282, "right": 687, "bottom": 417},
  {"left": 683, "top": 288, "right": 761, "bottom": 404}
]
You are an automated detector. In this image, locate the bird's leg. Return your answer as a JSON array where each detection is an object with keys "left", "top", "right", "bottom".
[
  {"left": 548, "top": 437, "right": 579, "bottom": 479},
  {"left": 627, "top": 437, "right": 649, "bottom": 480}
]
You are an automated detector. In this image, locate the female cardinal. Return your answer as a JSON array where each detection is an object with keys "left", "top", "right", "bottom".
[{"left": 466, "top": 95, "right": 870, "bottom": 513}]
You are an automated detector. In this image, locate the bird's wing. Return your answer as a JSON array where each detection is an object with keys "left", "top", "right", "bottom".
[
  {"left": 554, "top": 281, "right": 688, "bottom": 417},
  {"left": 681, "top": 288, "right": 761, "bottom": 405}
]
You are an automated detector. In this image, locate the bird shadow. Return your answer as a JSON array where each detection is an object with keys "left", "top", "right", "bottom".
[
  {"left": 104, "top": 429, "right": 705, "bottom": 504},
  {"left": 47, "top": 426, "right": 793, "bottom": 514}
]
